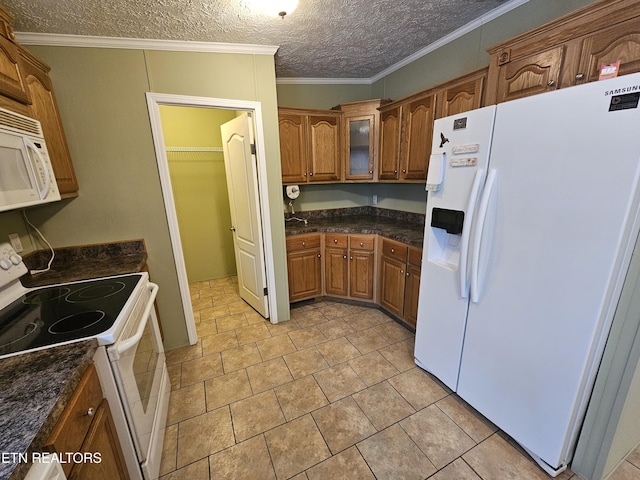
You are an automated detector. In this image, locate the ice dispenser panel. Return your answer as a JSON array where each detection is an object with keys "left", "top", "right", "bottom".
[
  {"left": 431, "top": 208, "right": 464, "bottom": 234},
  {"left": 427, "top": 208, "right": 465, "bottom": 271}
]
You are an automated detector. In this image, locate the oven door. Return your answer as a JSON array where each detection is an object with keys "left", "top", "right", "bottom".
[{"left": 107, "top": 282, "right": 170, "bottom": 480}]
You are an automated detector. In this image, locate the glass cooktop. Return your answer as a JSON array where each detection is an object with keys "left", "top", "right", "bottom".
[{"left": 0, "top": 274, "right": 142, "bottom": 358}]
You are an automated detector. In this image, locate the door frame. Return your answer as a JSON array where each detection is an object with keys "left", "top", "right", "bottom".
[{"left": 146, "top": 92, "right": 279, "bottom": 345}]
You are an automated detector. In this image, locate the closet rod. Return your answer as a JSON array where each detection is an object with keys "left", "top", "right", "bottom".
[{"left": 165, "top": 146, "right": 223, "bottom": 153}]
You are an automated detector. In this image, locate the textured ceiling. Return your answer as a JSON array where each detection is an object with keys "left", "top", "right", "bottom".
[{"left": 2, "top": 0, "right": 513, "bottom": 79}]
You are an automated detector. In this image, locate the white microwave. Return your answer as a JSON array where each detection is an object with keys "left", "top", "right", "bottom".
[{"left": 0, "top": 107, "right": 61, "bottom": 213}]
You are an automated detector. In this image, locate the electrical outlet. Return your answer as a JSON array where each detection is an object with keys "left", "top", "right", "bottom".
[
  {"left": 8, "top": 233, "right": 23, "bottom": 253},
  {"left": 372, "top": 194, "right": 378, "bottom": 205}
]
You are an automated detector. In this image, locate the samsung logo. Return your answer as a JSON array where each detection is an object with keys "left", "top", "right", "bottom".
[{"left": 604, "top": 85, "right": 640, "bottom": 96}]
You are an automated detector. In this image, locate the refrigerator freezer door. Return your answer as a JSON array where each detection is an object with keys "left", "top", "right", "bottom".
[
  {"left": 414, "top": 106, "right": 496, "bottom": 390},
  {"left": 457, "top": 74, "right": 640, "bottom": 474}
]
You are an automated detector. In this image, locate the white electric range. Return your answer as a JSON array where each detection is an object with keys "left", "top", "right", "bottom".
[{"left": 0, "top": 242, "right": 170, "bottom": 480}]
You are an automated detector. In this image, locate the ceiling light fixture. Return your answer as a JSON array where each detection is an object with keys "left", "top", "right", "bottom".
[{"left": 244, "top": 0, "right": 298, "bottom": 18}]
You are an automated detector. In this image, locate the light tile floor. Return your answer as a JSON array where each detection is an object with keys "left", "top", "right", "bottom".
[{"left": 159, "top": 276, "right": 640, "bottom": 480}]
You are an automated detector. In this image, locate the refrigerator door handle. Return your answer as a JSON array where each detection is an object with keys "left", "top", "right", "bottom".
[
  {"left": 460, "top": 168, "right": 485, "bottom": 298},
  {"left": 470, "top": 169, "right": 497, "bottom": 303}
]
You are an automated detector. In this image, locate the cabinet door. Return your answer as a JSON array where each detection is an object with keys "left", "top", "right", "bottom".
[
  {"left": 380, "top": 255, "right": 406, "bottom": 317},
  {"left": 344, "top": 114, "right": 374, "bottom": 181},
  {"left": 436, "top": 74, "right": 485, "bottom": 119},
  {"left": 279, "top": 113, "right": 307, "bottom": 184},
  {"left": 495, "top": 46, "right": 564, "bottom": 103},
  {"left": 20, "top": 50, "right": 78, "bottom": 197},
  {"left": 400, "top": 95, "right": 434, "bottom": 180},
  {"left": 350, "top": 250, "right": 374, "bottom": 300},
  {"left": 325, "top": 247, "right": 348, "bottom": 296},
  {"left": 69, "top": 400, "right": 130, "bottom": 480},
  {"left": 403, "top": 265, "right": 421, "bottom": 328},
  {"left": 578, "top": 20, "right": 640, "bottom": 84},
  {"left": 287, "top": 248, "right": 322, "bottom": 302},
  {"left": 0, "top": 36, "right": 28, "bottom": 104},
  {"left": 378, "top": 106, "right": 402, "bottom": 180},
  {"left": 308, "top": 114, "right": 341, "bottom": 182}
]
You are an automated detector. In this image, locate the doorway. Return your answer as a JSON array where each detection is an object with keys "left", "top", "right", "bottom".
[{"left": 146, "top": 93, "right": 279, "bottom": 345}]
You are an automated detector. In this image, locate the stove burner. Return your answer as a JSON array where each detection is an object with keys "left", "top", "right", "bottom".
[
  {"left": 48, "top": 311, "right": 106, "bottom": 335},
  {"left": 23, "top": 287, "right": 72, "bottom": 305},
  {"left": 66, "top": 281, "right": 127, "bottom": 303},
  {"left": 0, "top": 320, "right": 43, "bottom": 353}
]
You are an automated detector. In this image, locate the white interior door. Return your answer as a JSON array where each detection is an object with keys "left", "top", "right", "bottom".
[{"left": 221, "top": 113, "right": 269, "bottom": 318}]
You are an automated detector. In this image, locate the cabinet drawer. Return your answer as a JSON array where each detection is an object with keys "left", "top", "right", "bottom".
[
  {"left": 46, "top": 364, "right": 103, "bottom": 475},
  {"left": 286, "top": 234, "right": 321, "bottom": 251},
  {"left": 326, "top": 234, "right": 348, "bottom": 248},
  {"left": 349, "top": 235, "right": 374, "bottom": 251},
  {"left": 382, "top": 239, "right": 408, "bottom": 262},
  {"left": 408, "top": 246, "right": 423, "bottom": 267}
]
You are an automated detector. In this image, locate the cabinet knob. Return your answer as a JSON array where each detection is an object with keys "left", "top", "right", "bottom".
[
  {"left": 343, "top": 255, "right": 347, "bottom": 259},
  {"left": 575, "top": 73, "right": 584, "bottom": 81},
  {"left": 87, "top": 408, "right": 95, "bottom": 417},
  {"left": 547, "top": 80, "right": 556, "bottom": 87},
  {"left": 400, "top": 270, "right": 404, "bottom": 274},
  {"left": 304, "top": 173, "right": 307, "bottom": 176},
  {"left": 309, "top": 172, "right": 314, "bottom": 176},
  {"left": 402, "top": 169, "right": 406, "bottom": 173},
  {"left": 317, "top": 254, "right": 321, "bottom": 258},
  {"left": 406, "top": 272, "right": 410, "bottom": 277},
  {"left": 334, "top": 239, "right": 338, "bottom": 243},
  {"left": 369, "top": 170, "right": 373, "bottom": 174},
  {"left": 302, "top": 242, "right": 306, "bottom": 246},
  {"left": 350, "top": 256, "right": 353, "bottom": 260},
  {"left": 394, "top": 170, "right": 398, "bottom": 174},
  {"left": 391, "top": 248, "right": 395, "bottom": 253},
  {"left": 360, "top": 242, "right": 364, "bottom": 246}
]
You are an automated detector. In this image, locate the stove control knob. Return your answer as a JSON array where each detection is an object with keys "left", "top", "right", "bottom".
[
  {"left": 9, "top": 254, "right": 21, "bottom": 265},
  {"left": 0, "top": 258, "right": 11, "bottom": 270}
]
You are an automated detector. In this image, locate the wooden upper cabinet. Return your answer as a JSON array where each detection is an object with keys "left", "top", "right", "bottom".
[
  {"left": 339, "top": 99, "right": 389, "bottom": 182},
  {"left": 400, "top": 94, "right": 434, "bottom": 181},
  {"left": 308, "top": 114, "right": 340, "bottom": 182},
  {"left": 486, "top": 0, "right": 640, "bottom": 104},
  {"left": 20, "top": 50, "right": 78, "bottom": 197},
  {"left": 279, "top": 112, "right": 307, "bottom": 184},
  {"left": 0, "top": 36, "right": 28, "bottom": 104},
  {"left": 378, "top": 106, "right": 402, "bottom": 180},
  {"left": 278, "top": 108, "right": 341, "bottom": 183},
  {"left": 578, "top": 19, "right": 640, "bottom": 84},
  {"left": 494, "top": 47, "right": 564, "bottom": 103},
  {"left": 435, "top": 69, "right": 486, "bottom": 119}
]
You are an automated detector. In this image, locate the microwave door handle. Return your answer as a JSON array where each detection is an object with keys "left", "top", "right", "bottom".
[
  {"left": 115, "top": 283, "right": 159, "bottom": 355},
  {"left": 24, "top": 138, "right": 50, "bottom": 199}
]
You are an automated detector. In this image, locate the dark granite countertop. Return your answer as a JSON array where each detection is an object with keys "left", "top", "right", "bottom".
[
  {"left": 0, "top": 340, "right": 98, "bottom": 480},
  {"left": 284, "top": 207, "right": 425, "bottom": 248},
  {"left": 20, "top": 239, "right": 147, "bottom": 288}
]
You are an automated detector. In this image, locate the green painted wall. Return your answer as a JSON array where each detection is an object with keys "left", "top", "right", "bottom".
[
  {"left": 276, "top": 83, "right": 372, "bottom": 110},
  {"left": 0, "top": 46, "right": 287, "bottom": 350},
  {"left": 160, "top": 106, "right": 238, "bottom": 283}
]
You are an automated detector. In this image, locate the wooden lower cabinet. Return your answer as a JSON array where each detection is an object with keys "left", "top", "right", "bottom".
[
  {"left": 287, "top": 233, "right": 419, "bottom": 327},
  {"left": 45, "top": 364, "right": 129, "bottom": 480},
  {"left": 379, "top": 238, "right": 422, "bottom": 328},
  {"left": 286, "top": 233, "right": 322, "bottom": 302}
]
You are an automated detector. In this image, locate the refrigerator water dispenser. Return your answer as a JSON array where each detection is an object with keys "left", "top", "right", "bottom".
[{"left": 427, "top": 208, "right": 465, "bottom": 270}]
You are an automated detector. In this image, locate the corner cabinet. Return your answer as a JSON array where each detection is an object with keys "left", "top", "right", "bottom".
[
  {"left": 485, "top": 0, "right": 640, "bottom": 104},
  {"left": 45, "top": 364, "right": 129, "bottom": 480},
  {"left": 339, "top": 99, "right": 389, "bottom": 182},
  {"left": 279, "top": 108, "right": 341, "bottom": 184}
]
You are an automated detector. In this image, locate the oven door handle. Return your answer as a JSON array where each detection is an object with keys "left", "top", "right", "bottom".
[{"left": 116, "top": 282, "right": 159, "bottom": 355}]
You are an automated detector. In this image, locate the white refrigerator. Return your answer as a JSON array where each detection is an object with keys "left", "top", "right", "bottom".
[{"left": 414, "top": 73, "right": 640, "bottom": 476}]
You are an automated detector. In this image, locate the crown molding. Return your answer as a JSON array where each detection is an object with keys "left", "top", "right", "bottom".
[
  {"left": 277, "top": 0, "right": 530, "bottom": 85},
  {"left": 14, "top": 32, "right": 279, "bottom": 55}
]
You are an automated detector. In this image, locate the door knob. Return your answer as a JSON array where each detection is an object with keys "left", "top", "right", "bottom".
[{"left": 229, "top": 227, "right": 236, "bottom": 232}]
